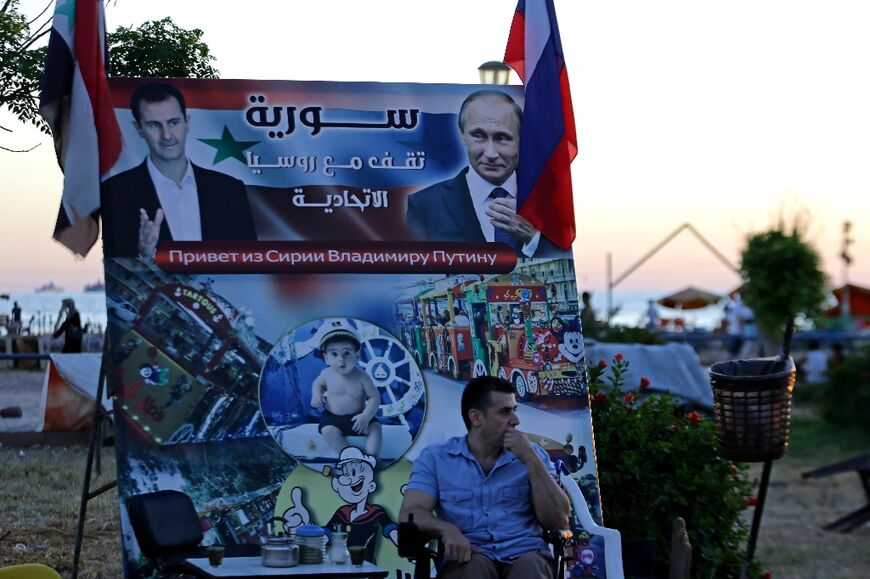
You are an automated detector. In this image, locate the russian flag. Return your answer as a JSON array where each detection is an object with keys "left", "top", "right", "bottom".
[
  {"left": 505, "top": 0, "right": 577, "bottom": 250},
  {"left": 39, "top": 0, "right": 122, "bottom": 256}
]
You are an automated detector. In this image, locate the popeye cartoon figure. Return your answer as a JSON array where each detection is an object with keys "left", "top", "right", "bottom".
[{"left": 282, "top": 447, "right": 398, "bottom": 562}]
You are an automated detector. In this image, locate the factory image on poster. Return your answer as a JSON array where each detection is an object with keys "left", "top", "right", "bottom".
[{"left": 102, "top": 78, "right": 608, "bottom": 577}]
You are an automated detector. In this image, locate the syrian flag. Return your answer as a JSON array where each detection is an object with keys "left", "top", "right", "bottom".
[
  {"left": 504, "top": 0, "right": 577, "bottom": 250},
  {"left": 39, "top": 0, "right": 122, "bottom": 256}
]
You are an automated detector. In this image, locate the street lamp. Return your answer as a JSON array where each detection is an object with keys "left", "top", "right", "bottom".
[
  {"left": 841, "top": 220, "right": 854, "bottom": 329},
  {"left": 478, "top": 61, "right": 513, "bottom": 85}
]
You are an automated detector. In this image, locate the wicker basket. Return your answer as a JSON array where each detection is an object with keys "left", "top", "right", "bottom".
[{"left": 709, "top": 356, "right": 796, "bottom": 462}]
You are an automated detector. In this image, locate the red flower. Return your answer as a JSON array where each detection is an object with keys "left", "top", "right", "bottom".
[
  {"left": 614, "top": 352, "right": 624, "bottom": 362},
  {"left": 745, "top": 496, "right": 758, "bottom": 507},
  {"left": 639, "top": 376, "right": 651, "bottom": 389},
  {"left": 623, "top": 393, "right": 636, "bottom": 405},
  {"left": 687, "top": 411, "right": 702, "bottom": 424},
  {"left": 597, "top": 358, "right": 608, "bottom": 369},
  {"left": 761, "top": 571, "right": 772, "bottom": 579},
  {"left": 593, "top": 392, "right": 607, "bottom": 404}
]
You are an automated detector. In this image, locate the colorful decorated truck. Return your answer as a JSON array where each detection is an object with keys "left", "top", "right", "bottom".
[
  {"left": 393, "top": 287, "right": 430, "bottom": 368},
  {"left": 463, "top": 274, "right": 587, "bottom": 404},
  {"left": 416, "top": 281, "right": 476, "bottom": 379},
  {"left": 399, "top": 273, "right": 588, "bottom": 405}
]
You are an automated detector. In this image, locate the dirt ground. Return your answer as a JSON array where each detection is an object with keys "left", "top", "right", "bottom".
[
  {"left": 746, "top": 458, "right": 870, "bottom": 578},
  {"left": 0, "top": 370, "right": 867, "bottom": 578},
  {"left": 0, "top": 367, "right": 45, "bottom": 433}
]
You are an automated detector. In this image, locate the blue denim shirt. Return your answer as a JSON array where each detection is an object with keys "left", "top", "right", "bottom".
[{"left": 407, "top": 435, "right": 555, "bottom": 562}]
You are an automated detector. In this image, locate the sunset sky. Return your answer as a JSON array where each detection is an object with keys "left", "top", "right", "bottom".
[{"left": 2, "top": 0, "right": 868, "bottom": 296}]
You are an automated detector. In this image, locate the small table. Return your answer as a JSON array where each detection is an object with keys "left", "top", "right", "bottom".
[{"left": 183, "top": 556, "right": 388, "bottom": 579}]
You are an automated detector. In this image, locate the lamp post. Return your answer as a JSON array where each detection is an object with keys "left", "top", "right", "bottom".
[
  {"left": 478, "top": 61, "right": 513, "bottom": 85},
  {"left": 841, "top": 221, "right": 854, "bottom": 330}
]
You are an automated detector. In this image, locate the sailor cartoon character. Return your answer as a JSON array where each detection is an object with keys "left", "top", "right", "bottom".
[{"left": 281, "top": 447, "right": 399, "bottom": 562}]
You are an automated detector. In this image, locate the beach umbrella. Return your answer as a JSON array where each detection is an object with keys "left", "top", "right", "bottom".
[{"left": 657, "top": 286, "right": 721, "bottom": 310}]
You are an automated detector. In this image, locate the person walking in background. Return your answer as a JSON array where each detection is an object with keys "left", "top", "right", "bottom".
[
  {"left": 10, "top": 301, "right": 22, "bottom": 334},
  {"left": 802, "top": 339, "right": 829, "bottom": 384},
  {"left": 580, "top": 291, "right": 599, "bottom": 339},
  {"left": 645, "top": 299, "right": 659, "bottom": 332},
  {"left": 724, "top": 291, "right": 744, "bottom": 356},
  {"left": 829, "top": 343, "right": 845, "bottom": 368},
  {"left": 736, "top": 301, "right": 759, "bottom": 358},
  {"left": 53, "top": 298, "right": 83, "bottom": 353}
]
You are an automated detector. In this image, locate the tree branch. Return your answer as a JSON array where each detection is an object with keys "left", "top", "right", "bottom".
[
  {"left": 20, "top": 26, "right": 51, "bottom": 51},
  {"left": 26, "top": 1, "right": 53, "bottom": 27},
  {"left": 0, "top": 142, "right": 41, "bottom": 153}
]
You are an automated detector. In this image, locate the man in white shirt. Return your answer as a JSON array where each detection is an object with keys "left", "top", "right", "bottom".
[
  {"left": 406, "top": 90, "right": 563, "bottom": 258},
  {"left": 102, "top": 82, "right": 256, "bottom": 257},
  {"left": 803, "top": 339, "right": 829, "bottom": 384}
]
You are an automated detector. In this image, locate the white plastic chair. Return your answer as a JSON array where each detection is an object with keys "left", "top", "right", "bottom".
[{"left": 560, "top": 472, "right": 625, "bottom": 579}]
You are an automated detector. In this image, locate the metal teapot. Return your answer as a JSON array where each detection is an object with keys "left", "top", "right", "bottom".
[{"left": 261, "top": 516, "right": 299, "bottom": 568}]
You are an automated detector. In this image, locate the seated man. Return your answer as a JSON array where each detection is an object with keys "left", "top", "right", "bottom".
[{"left": 400, "top": 376, "right": 569, "bottom": 578}]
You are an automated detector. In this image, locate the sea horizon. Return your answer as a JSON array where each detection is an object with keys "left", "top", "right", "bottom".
[{"left": 1, "top": 287, "right": 729, "bottom": 337}]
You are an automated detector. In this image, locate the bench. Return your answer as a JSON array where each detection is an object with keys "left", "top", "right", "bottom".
[{"left": 801, "top": 453, "right": 870, "bottom": 533}]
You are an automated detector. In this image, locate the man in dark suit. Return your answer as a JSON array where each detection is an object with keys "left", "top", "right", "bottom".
[
  {"left": 101, "top": 82, "right": 256, "bottom": 257},
  {"left": 406, "top": 90, "right": 564, "bottom": 258}
]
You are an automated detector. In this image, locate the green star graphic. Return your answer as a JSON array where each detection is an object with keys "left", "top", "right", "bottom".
[{"left": 198, "top": 126, "right": 259, "bottom": 165}]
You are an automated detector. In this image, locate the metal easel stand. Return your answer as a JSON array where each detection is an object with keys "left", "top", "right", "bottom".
[{"left": 71, "top": 341, "right": 117, "bottom": 579}]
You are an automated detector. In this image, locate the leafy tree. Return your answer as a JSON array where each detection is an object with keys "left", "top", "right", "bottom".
[
  {"left": 740, "top": 226, "right": 828, "bottom": 341},
  {"left": 108, "top": 17, "right": 218, "bottom": 79},
  {"left": 0, "top": 0, "right": 51, "bottom": 146},
  {"left": 0, "top": 2, "right": 217, "bottom": 148}
]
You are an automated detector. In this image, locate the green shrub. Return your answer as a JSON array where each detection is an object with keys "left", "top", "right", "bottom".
[
  {"left": 601, "top": 325, "right": 665, "bottom": 345},
  {"left": 589, "top": 354, "right": 759, "bottom": 578},
  {"left": 814, "top": 345, "right": 870, "bottom": 431}
]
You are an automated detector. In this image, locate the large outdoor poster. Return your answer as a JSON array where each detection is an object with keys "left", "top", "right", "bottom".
[{"left": 103, "top": 78, "right": 606, "bottom": 577}]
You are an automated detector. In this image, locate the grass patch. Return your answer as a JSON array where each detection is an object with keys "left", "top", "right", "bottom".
[
  {"left": 787, "top": 408, "right": 870, "bottom": 462},
  {"left": 2, "top": 401, "right": 866, "bottom": 578},
  {"left": 0, "top": 445, "right": 121, "bottom": 578},
  {"left": 745, "top": 401, "right": 870, "bottom": 578}
]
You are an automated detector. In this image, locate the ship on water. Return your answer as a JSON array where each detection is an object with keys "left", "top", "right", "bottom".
[
  {"left": 84, "top": 280, "right": 105, "bottom": 292},
  {"left": 35, "top": 281, "right": 63, "bottom": 293}
]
